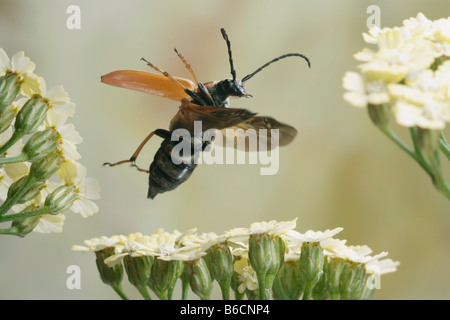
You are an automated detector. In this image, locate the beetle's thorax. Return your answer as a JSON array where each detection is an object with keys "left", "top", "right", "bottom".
[{"left": 193, "top": 79, "right": 247, "bottom": 108}]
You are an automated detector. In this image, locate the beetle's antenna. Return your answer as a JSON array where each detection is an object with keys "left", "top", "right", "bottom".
[
  {"left": 221, "top": 28, "right": 237, "bottom": 81},
  {"left": 242, "top": 53, "right": 311, "bottom": 83}
]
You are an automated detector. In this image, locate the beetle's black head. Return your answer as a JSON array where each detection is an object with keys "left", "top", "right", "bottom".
[{"left": 218, "top": 78, "right": 249, "bottom": 98}]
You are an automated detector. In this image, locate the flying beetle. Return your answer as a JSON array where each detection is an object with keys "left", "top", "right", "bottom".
[{"left": 101, "top": 28, "right": 310, "bottom": 199}]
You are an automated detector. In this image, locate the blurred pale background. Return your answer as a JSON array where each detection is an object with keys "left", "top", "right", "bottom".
[{"left": 1, "top": 0, "right": 449, "bottom": 299}]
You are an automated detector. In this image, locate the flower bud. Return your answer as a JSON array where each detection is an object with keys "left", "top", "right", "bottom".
[
  {"left": 249, "top": 233, "right": 284, "bottom": 275},
  {"left": 7, "top": 175, "right": 43, "bottom": 204},
  {"left": 14, "top": 95, "right": 48, "bottom": 135},
  {"left": 248, "top": 233, "right": 285, "bottom": 299},
  {"left": 339, "top": 261, "right": 366, "bottom": 300},
  {"left": 22, "top": 129, "right": 59, "bottom": 162},
  {"left": 417, "top": 128, "right": 439, "bottom": 155},
  {"left": 29, "top": 153, "right": 64, "bottom": 182},
  {"left": 0, "top": 105, "right": 16, "bottom": 134},
  {"left": 324, "top": 257, "right": 346, "bottom": 300},
  {"left": 184, "top": 258, "right": 213, "bottom": 300},
  {"left": 95, "top": 247, "right": 124, "bottom": 288},
  {"left": 368, "top": 103, "right": 391, "bottom": 128},
  {"left": 356, "top": 272, "right": 376, "bottom": 300},
  {"left": 10, "top": 215, "right": 40, "bottom": 237},
  {"left": 272, "top": 260, "right": 302, "bottom": 300},
  {"left": 297, "top": 241, "right": 324, "bottom": 299},
  {"left": 123, "top": 255, "right": 152, "bottom": 291},
  {"left": 148, "top": 259, "right": 182, "bottom": 300},
  {"left": 206, "top": 242, "right": 233, "bottom": 299},
  {"left": 312, "top": 269, "right": 328, "bottom": 300},
  {"left": 44, "top": 185, "right": 77, "bottom": 215},
  {"left": 0, "top": 72, "right": 21, "bottom": 113}
]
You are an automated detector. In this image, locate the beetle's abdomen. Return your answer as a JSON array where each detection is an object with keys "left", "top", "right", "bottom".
[{"left": 148, "top": 137, "right": 204, "bottom": 199}]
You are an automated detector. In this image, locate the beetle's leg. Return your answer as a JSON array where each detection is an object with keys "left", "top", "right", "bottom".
[{"left": 103, "top": 130, "right": 159, "bottom": 174}]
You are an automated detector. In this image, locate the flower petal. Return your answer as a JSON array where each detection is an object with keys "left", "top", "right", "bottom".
[
  {"left": 71, "top": 198, "right": 99, "bottom": 217},
  {"left": 21, "top": 73, "right": 42, "bottom": 97},
  {"left": 0, "top": 48, "right": 11, "bottom": 73},
  {"left": 11, "top": 51, "right": 35, "bottom": 74},
  {"left": 33, "top": 213, "right": 65, "bottom": 233},
  {"left": 59, "top": 123, "right": 83, "bottom": 145}
]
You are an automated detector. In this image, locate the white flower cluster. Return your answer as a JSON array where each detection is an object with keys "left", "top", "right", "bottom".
[
  {"left": 343, "top": 13, "right": 450, "bottom": 129},
  {"left": 73, "top": 218, "right": 399, "bottom": 296},
  {"left": 0, "top": 49, "right": 100, "bottom": 233}
]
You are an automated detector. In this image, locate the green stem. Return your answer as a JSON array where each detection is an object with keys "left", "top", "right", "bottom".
[
  {"left": 0, "top": 227, "right": 18, "bottom": 235},
  {"left": 411, "top": 128, "right": 450, "bottom": 199},
  {"left": 181, "top": 270, "right": 190, "bottom": 300},
  {"left": 302, "top": 281, "right": 315, "bottom": 300},
  {"left": 234, "top": 290, "right": 245, "bottom": 300},
  {"left": 439, "top": 132, "right": 450, "bottom": 161},
  {"left": 380, "top": 126, "right": 450, "bottom": 199},
  {"left": 0, "top": 176, "right": 36, "bottom": 217},
  {"left": 429, "top": 149, "right": 450, "bottom": 199},
  {"left": 256, "top": 272, "right": 270, "bottom": 300},
  {"left": 218, "top": 282, "right": 230, "bottom": 300},
  {"left": 410, "top": 127, "right": 431, "bottom": 168},
  {"left": 0, "top": 206, "right": 52, "bottom": 223},
  {"left": 271, "top": 278, "right": 290, "bottom": 300},
  {"left": 246, "top": 289, "right": 259, "bottom": 300},
  {"left": 153, "top": 288, "right": 168, "bottom": 300},
  {"left": 380, "top": 126, "right": 434, "bottom": 179},
  {"left": 160, "top": 290, "right": 169, "bottom": 300},
  {"left": 181, "top": 285, "right": 189, "bottom": 300},
  {"left": 329, "top": 291, "right": 340, "bottom": 300},
  {"left": 137, "top": 285, "right": 152, "bottom": 300},
  {"left": 167, "top": 287, "right": 175, "bottom": 300},
  {"left": 0, "top": 130, "right": 24, "bottom": 157},
  {"left": 0, "top": 154, "right": 27, "bottom": 165},
  {"left": 112, "top": 285, "right": 129, "bottom": 300}
]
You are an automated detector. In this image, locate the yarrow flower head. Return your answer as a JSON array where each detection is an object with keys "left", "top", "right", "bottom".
[
  {"left": 343, "top": 13, "right": 450, "bottom": 130},
  {"left": 42, "top": 111, "right": 83, "bottom": 161},
  {"left": 71, "top": 235, "right": 128, "bottom": 253},
  {"left": 73, "top": 220, "right": 400, "bottom": 300},
  {"left": 339, "top": 244, "right": 389, "bottom": 264},
  {"left": 102, "top": 233, "right": 154, "bottom": 267},
  {"left": 0, "top": 49, "right": 40, "bottom": 97},
  {"left": 101, "top": 229, "right": 203, "bottom": 268},
  {"left": 38, "top": 78, "right": 76, "bottom": 118},
  {"left": 342, "top": 13, "right": 450, "bottom": 200},
  {"left": 285, "top": 227, "right": 344, "bottom": 244},
  {"left": 181, "top": 231, "right": 225, "bottom": 253},
  {"left": 321, "top": 240, "right": 400, "bottom": 276},
  {"left": 388, "top": 61, "right": 450, "bottom": 129},
  {"left": 145, "top": 229, "right": 205, "bottom": 261},
  {"left": 356, "top": 26, "right": 437, "bottom": 83},
  {"left": 366, "top": 258, "right": 401, "bottom": 275},
  {"left": 0, "top": 48, "right": 100, "bottom": 237},
  {"left": 225, "top": 218, "right": 297, "bottom": 243}
]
